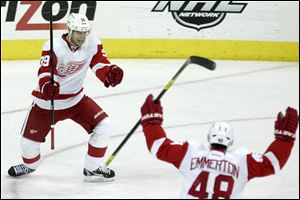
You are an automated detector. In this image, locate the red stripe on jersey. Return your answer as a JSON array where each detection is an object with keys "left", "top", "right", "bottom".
[
  {"left": 143, "top": 124, "right": 189, "bottom": 169},
  {"left": 156, "top": 138, "right": 189, "bottom": 169},
  {"left": 32, "top": 88, "right": 83, "bottom": 100},
  {"left": 22, "top": 154, "right": 41, "bottom": 164},
  {"left": 247, "top": 139, "right": 294, "bottom": 180},
  {"left": 38, "top": 50, "right": 59, "bottom": 76},
  {"left": 88, "top": 144, "right": 107, "bottom": 158},
  {"left": 265, "top": 139, "right": 294, "bottom": 169},
  {"left": 90, "top": 44, "right": 111, "bottom": 69},
  {"left": 143, "top": 124, "right": 167, "bottom": 151},
  {"left": 247, "top": 153, "right": 275, "bottom": 180}
]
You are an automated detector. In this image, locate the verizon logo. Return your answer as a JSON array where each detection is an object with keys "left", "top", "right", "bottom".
[{"left": 1, "top": 1, "right": 96, "bottom": 31}]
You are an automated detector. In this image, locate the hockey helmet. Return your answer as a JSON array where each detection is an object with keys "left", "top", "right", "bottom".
[
  {"left": 207, "top": 121, "right": 234, "bottom": 147},
  {"left": 67, "top": 13, "right": 91, "bottom": 34}
]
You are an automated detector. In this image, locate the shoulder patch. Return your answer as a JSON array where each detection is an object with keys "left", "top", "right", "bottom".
[{"left": 251, "top": 153, "right": 263, "bottom": 162}]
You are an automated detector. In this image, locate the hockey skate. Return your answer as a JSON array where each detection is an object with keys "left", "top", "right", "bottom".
[
  {"left": 8, "top": 164, "right": 35, "bottom": 177},
  {"left": 83, "top": 167, "right": 115, "bottom": 182}
]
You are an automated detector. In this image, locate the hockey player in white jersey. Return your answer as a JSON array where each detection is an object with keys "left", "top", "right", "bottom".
[
  {"left": 140, "top": 94, "right": 299, "bottom": 198},
  {"left": 8, "top": 13, "right": 123, "bottom": 182}
]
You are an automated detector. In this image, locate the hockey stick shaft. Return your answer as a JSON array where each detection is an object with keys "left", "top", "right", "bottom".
[
  {"left": 104, "top": 56, "right": 216, "bottom": 168},
  {"left": 50, "top": 2, "right": 55, "bottom": 150}
]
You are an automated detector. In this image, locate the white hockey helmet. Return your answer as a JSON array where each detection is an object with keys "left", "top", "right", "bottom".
[
  {"left": 207, "top": 121, "right": 234, "bottom": 147},
  {"left": 67, "top": 13, "right": 91, "bottom": 34}
]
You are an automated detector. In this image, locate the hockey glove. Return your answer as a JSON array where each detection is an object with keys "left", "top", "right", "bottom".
[
  {"left": 140, "top": 94, "right": 163, "bottom": 127},
  {"left": 274, "top": 107, "right": 299, "bottom": 142},
  {"left": 39, "top": 76, "right": 60, "bottom": 100},
  {"left": 104, "top": 65, "right": 123, "bottom": 88}
]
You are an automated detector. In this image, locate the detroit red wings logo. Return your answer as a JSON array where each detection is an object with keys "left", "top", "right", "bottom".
[{"left": 57, "top": 60, "right": 86, "bottom": 77}]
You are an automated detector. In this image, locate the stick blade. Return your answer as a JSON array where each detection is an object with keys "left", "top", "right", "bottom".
[{"left": 189, "top": 56, "right": 216, "bottom": 71}]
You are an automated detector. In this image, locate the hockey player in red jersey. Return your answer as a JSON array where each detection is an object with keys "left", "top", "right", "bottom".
[
  {"left": 8, "top": 13, "right": 123, "bottom": 182},
  {"left": 140, "top": 94, "right": 299, "bottom": 198}
]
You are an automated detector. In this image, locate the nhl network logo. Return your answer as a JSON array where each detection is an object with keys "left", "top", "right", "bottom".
[{"left": 152, "top": 1, "right": 247, "bottom": 31}]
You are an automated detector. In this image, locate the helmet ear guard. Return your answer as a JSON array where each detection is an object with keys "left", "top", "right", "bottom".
[{"left": 207, "top": 122, "right": 234, "bottom": 148}]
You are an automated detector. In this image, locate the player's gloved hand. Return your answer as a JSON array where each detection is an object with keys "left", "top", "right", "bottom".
[
  {"left": 104, "top": 65, "right": 123, "bottom": 88},
  {"left": 140, "top": 94, "right": 163, "bottom": 127},
  {"left": 274, "top": 107, "right": 299, "bottom": 142},
  {"left": 39, "top": 76, "right": 60, "bottom": 100}
]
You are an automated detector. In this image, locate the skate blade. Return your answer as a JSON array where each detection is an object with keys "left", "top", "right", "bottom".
[{"left": 83, "top": 175, "right": 115, "bottom": 182}]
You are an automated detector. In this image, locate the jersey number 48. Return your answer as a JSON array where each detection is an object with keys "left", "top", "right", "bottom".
[{"left": 188, "top": 171, "right": 234, "bottom": 199}]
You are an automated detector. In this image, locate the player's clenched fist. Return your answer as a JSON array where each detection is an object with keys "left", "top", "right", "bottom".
[
  {"left": 140, "top": 94, "right": 163, "bottom": 127},
  {"left": 104, "top": 65, "right": 123, "bottom": 88},
  {"left": 39, "top": 76, "right": 60, "bottom": 100}
]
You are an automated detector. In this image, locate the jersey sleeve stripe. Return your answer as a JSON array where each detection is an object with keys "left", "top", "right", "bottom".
[
  {"left": 150, "top": 138, "right": 167, "bottom": 158},
  {"left": 264, "top": 152, "right": 280, "bottom": 174},
  {"left": 38, "top": 72, "right": 51, "bottom": 79},
  {"left": 91, "top": 63, "right": 111, "bottom": 74}
]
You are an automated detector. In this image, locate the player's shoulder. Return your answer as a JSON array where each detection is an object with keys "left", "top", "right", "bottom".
[
  {"left": 42, "top": 39, "right": 51, "bottom": 51},
  {"left": 227, "top": 148, "right": 250, "bottom": 159},
  {"left": 86, "top": 36, "right": 103, "bottom": 46},
  {"left": 186, "top": 140, "right": 207, "bottom": 152},
  {"left": 42, "top": 36, "right": 65, "bottom": 51}
]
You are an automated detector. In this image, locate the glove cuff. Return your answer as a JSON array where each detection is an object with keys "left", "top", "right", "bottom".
[
  {"left": 95, "top": 66, "right": 110, "bottom": 84},
  {"left": 141, "top": 113, "right": 163, "bottom": 121},
  {"left": 141, "top": 113, "right": 163, "bottom": 127},
  {"left": 275, "top": 129, "right": 296, "bottom": 141}
]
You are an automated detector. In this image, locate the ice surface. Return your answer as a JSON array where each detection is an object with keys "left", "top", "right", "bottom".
[{"left": 1, "top": 59, "right": 299, "bottom": 199}]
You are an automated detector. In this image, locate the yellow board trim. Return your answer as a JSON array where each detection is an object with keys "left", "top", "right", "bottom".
[{"left": 1, "top": 39, "right": 299, "bottom": 61}]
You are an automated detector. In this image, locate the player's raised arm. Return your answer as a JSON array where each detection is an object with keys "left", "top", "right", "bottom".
[
  {"left": 247, "top": 107, "right": 299, "bottom": 180},
  {"left": 140, "top": 94, "right": 189, "bottom": 169}
]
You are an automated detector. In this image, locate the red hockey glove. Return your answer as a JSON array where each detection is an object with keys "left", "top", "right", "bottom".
[
  {"left": 274, "top": 107, "right": 299, "bottom": 142},
  {"left": 140, "top": 94, "right": 163, "bottom": 127},
  {"left": 39, "top": 76, "right": 60, "bottom": 100},
  {"left": 104, "top": 65, "right": 123, "bottom": 88}
]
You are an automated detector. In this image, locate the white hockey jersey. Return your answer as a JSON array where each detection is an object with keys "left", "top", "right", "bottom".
[
  {"left": 32, "top": 34, "right": 111, "bottom": 110},
  {"left": 143, "top": 124, "right": 294, "bottom": 199}
]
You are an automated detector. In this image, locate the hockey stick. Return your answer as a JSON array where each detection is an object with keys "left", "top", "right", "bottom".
[
  {"left": 103, "top": 56, "right": 216, "bottom": 168},
  {"left": 49, "top": 2, "right": 55, "bottom": 150}
]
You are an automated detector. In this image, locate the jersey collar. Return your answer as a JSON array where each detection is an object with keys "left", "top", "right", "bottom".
[{"left": 62, "top": 34, "right": 80, "bottom": 53}]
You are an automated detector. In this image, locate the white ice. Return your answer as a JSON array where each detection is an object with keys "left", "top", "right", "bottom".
[{"left": 1, "top": 59, "right": 299, "bottom": 199}]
